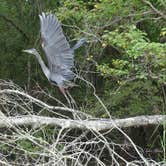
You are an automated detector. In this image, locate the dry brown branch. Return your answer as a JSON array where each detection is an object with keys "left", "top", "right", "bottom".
[{"left": 0, "top": 115, "right": 165, "bottom": 130}]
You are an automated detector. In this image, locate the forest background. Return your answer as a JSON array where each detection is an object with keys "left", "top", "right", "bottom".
[{"left": 0, "top": 0, "right": 166, "bottom": 165}]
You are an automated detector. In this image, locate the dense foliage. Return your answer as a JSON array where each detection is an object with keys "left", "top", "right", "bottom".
[{"left": 0, "top": 0, "right": 165, "bottom": 117}]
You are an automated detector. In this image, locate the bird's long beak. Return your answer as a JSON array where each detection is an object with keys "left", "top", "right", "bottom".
[
  {"left": 22, "top": 48, "right": 36, "bottom": 54},
  {"left": 22, "top": 50, "right": 28, "bottom": 53},
  {"left": 22, "top": 49, "right": 33, "bottom": 54}
]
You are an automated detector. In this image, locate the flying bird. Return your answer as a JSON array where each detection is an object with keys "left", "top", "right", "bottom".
[{"left": 23, "top": 12, "right": 86, "bottom": 96}]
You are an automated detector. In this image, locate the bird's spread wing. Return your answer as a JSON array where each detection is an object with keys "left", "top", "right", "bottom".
[{"left": 39, "top": 12, "right": 74, "bottom": 82}]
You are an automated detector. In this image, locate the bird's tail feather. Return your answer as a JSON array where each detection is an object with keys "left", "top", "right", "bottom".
[{"left": 72, "top": 38, "right": 86, "bottom": 51}]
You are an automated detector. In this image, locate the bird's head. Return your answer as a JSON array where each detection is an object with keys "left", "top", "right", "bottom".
[{"left": 22, "top": 48, "right": 37, "bottom": 55}]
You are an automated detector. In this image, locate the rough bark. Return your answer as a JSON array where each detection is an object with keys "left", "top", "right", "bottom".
[{"left": 0, "top": 115, "right": 165, "bottom": 130}]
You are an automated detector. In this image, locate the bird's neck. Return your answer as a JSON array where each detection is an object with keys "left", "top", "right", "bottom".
[{"left": 34, "top": 51, "right": 50, "bottom": 79}]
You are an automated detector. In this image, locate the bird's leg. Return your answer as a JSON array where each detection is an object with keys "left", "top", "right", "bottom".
[
  {"left": 66, "top": 90, "right": 78, "bottom": 110},
  {"left": 59, "top": 87, "right": 71, "bottom": 107},
  {"left": 66, "top": 90, "right": 82, "bottom": 120},
  {"left": 59, "top": 87, "right": 80, "bottom": 119},
  {"left": 59, "top": 87, "right": 77, "bottom": 118}
]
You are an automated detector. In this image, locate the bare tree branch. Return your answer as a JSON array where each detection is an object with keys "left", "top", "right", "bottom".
[
  {"left": 142, "top": 0, "right": 166, "bottom": 20},
  {"left": 1, "top": 115, "right": 166, "bottom": 130},
  {"left": 0, "top": 81, "right": 164, "bottom": 165},
  {"left": 0, "top": 89, "right": 90, "bottom": 118}
]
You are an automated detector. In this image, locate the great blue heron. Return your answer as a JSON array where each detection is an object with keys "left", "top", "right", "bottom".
[{"left": 23, "top": 12, "right": 86, "bottom": 96}]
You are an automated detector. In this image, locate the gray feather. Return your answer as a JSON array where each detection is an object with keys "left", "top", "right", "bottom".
[
  {"left": 39, "top": 13, "right": 74, "bottom": 86},
  {"left": 72, "top": 38, "right": 86, "bottom": 51}
]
